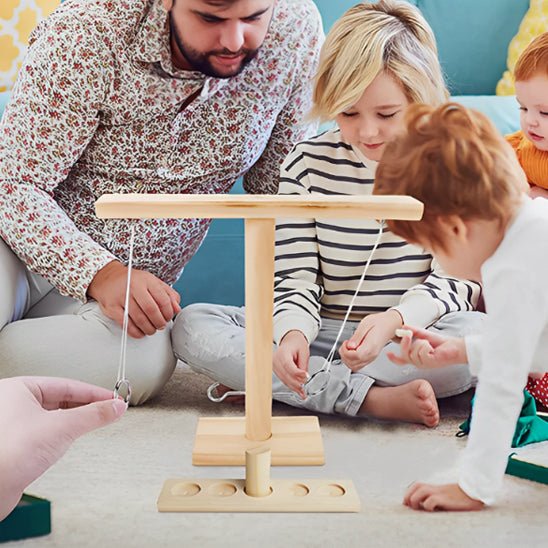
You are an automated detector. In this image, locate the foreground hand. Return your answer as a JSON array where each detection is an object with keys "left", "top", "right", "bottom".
[
  {"left": 404, "top": 482, "right": 484, "bottom": 512},
  {"left": 273, "top": 330, "right": 310, "bottom": 399},
  {"left": 339, "top": 310, "right": 403, "bottom": 371},
  {"left": 87, "top": 260, "right": 181, "bottom": 338},
  {"left": 0, "top": 376, "right": 126, "bottom": 521},
  {"left": 388, "top": 326, "right": 467, "bottom": 369}
]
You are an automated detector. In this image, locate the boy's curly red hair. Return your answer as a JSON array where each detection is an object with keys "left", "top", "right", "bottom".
[{"left": 373, "top": 102, "right": 527, "bottom": 251}]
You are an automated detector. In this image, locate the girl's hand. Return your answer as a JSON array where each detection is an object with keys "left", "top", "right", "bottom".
[
  {"left": 273, "top": 330, "right": 310, "bottom": 398},
  {"left": 339, "top": 310, "right": 403, "bottom": 372}
]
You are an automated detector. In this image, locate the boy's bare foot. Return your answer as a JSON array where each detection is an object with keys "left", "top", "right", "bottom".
[{"left": 358, "top": 379, "right": 439, "bottom": 427}]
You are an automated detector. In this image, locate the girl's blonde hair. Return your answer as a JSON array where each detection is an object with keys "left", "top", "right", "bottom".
[
  {"left": 373, "top": 103, "right": 527, "bottom": 251},
  {"left": 310, "top": 0, "right": 448, "bottom": 122}
]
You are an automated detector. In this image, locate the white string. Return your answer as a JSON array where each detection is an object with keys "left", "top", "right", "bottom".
[
  {"left": 114, "top": 224, "right": 135, "bottom": 404},
  {"left": 207, "top": 220, "right": 386, "bottom": 402},
  {"left": 304, "top": 220, "right": 385, "bottom": 395}
]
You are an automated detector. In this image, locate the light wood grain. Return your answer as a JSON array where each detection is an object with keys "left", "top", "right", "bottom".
[
  {"left": 244, "top": 219, "right": 275, "bottom": 441},
  {"left": 95, "top": 193, "right": 423, "bottom": 220},
  {"left": 245, "top": 447, "right": 271, "bottom": 498},
  {"left": 192, "top": 416, "right": 324, "bottom": 466},
  {"left": 157, "top": 478, "right": 360, "bottom": 512}
]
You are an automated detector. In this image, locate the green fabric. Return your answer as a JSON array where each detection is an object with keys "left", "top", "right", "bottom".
[{"left": 458, "top": 390, "right": 548, "bottom": 448}]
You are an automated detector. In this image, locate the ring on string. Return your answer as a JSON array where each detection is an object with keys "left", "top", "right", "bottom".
[
  {"left": 114, "top": 378, "right": 132, "bottom": 406},
  {"left": 303, "top": 364, "right": 331, "bottom": 398},
  {"left": 207, "top": 381, "right": 245, "bottom": 403}
]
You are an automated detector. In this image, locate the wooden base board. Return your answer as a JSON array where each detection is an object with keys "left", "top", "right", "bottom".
[
  {"left": 192, "top": 416, "right": 325, "bottom": 466},
  {"left": 157, "top": 478, "right": 360, "bottom": 513}
]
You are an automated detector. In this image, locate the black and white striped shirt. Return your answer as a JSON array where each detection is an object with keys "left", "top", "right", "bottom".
[{"left": 273, "top": 128, "right": 481, "bottom": 344}]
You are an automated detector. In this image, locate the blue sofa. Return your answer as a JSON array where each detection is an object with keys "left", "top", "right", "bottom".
[{"left": 0, "top": 0, "right": 529, "bottom": 306}]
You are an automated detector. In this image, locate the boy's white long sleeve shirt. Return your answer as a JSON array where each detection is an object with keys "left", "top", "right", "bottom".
[{"left": 462, "top": 197, "right": 548, "bottom": 504}]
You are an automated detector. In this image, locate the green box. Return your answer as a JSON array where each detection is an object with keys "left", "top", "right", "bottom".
[{"left": 0, "top": 494, "right": 51, "bottom": 542}]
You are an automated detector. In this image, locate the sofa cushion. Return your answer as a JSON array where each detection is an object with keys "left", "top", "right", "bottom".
[
  {"left": 416, "top": 0, "right": 530, "bottom": 95},
  {"left": 496, "top": 0, "right": 548, "bottom": 96},
  {"left": 451, "top": 95, "right": 521, "bottom": 136},
  {"left": 313, "top": 0, "right": 530, "bottom": 96},
  {"left": 0, "top": 0, "right": 59, "bottom": 92}
]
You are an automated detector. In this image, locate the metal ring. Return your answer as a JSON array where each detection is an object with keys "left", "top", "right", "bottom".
[
  {"left": 303, "top": 370, "right": 330, "bottom": 398},
  {"left": 206, "top": 381, "right": 245, "bottom": 403},
  {"left": 114, "top": 379, "right": 131, "bottom": 406}
]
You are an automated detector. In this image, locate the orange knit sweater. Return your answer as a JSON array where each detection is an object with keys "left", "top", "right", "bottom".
[{"left": 506, "top": 130, "right": 548, "bottom": 190}]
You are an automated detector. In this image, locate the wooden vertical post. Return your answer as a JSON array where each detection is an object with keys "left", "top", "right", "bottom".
[{"left": 244, "top": 218, "right": 275, "bottom": 442}]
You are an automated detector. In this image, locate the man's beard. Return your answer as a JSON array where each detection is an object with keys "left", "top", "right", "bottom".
[{"left": 169, "top": 13, "right": 258, "bottom": 78}]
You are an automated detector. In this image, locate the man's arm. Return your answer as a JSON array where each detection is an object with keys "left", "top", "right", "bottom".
[{"left": 0, "top": 14, "right": 116, "bottom": 302}]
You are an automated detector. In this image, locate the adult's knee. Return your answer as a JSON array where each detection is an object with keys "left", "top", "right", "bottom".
[
  {"left": 0, "top": 238, "right": 29, "bottom": 327},
  {"left": 125, "top": 327, "right": 177, "bottom": 405}
]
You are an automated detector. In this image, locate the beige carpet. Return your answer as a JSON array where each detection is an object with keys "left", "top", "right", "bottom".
[{"left": 12, "top": 362, "right": 548, "bottom": 547}]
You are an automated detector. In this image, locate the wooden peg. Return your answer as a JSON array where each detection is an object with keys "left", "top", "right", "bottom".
[{"left": 245, "top": 446, "right": 272, "bottom": 498}]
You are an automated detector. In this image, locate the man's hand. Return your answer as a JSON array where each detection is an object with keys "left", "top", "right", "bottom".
[
  {"left": 0, "top": 377, "right": 126, "bottom": 521},
  {"left": 272, "top": 330, "right": 310, "bottom": 399},
  {"left": 387, "top": 326, "right": 467, "bottom": 369},
  {"left": 404, "top": 482, "right": 484, "bottom": 512},
  {"left": 339, "top": 309, "right": 403, "bottom": 371},
  {"left": 87, "top": 260, "right": 181, "bottom": 338}
]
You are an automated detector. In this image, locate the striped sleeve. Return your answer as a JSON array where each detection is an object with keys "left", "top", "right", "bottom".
[
  {"left": 273, "top": 146, "right": 324, "bottom": 344},
  {"left": 393, "top": 257, "right": 481, "bottom": 328}
]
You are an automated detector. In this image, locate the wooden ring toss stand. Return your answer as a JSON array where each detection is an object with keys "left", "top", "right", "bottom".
[{"left": 95, "top": 193, "right": 423, "bottom": 512}]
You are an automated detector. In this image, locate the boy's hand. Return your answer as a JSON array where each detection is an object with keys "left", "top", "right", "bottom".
[
  {"left": 273, "top": 330, "right": 310, "bottom": 398},
  {"left": 388, "top": 326, "right": 467, "bottom": 369},
  {"left": 339, "top": 310, "right": 403, "bottom": 372},
  {"left": 404, "top": 482, "right": 484, "bottom": 512}
]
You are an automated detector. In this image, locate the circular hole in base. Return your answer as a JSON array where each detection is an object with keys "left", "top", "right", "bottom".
[
  {"left": 317, "top": 483, "right": 346, "bottom": 497},
  {"left": 171, "top": 482, "right": 201, "bottom": 497},
  {"left": 289, "top": 483, "right": 309, "bottom": 497},
  {"left": 208, "top": 482, "right": 238, "bottom": 497}
]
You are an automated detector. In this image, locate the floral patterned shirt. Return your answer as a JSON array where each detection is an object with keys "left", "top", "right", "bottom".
[{"left": 0, "top": 0, "right": 323, "bottom": 301}]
